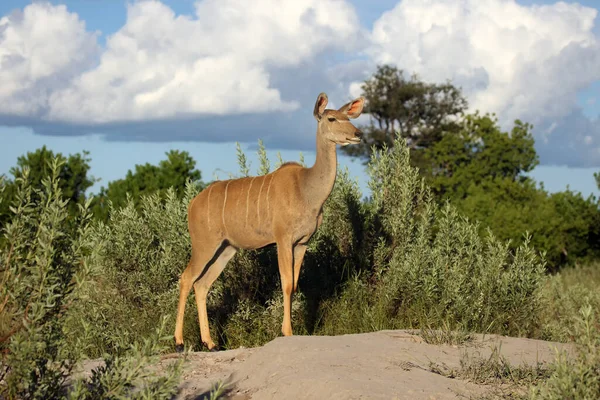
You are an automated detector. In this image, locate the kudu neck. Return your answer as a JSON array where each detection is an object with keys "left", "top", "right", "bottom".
[{"left": 305, "top": 129, "right": 338, "bottom": 207}]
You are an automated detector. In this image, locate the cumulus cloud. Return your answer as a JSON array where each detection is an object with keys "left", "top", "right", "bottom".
[
  {"left": 2, "top": 0, "right": 600, "bottom": 168},
  {"left": 0, "top": 0, "right": 360, "bottom": 124},
  {"left": 0, "top": 3, "right": 99, "bottom": 117},
  {"left": 361, "top": 0, "right": 600, "bottom": 166}
]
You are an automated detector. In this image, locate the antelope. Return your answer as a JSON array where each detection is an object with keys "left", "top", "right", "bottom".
[{"left": 174, "top": 92, "right": 365, "bottom": 351}]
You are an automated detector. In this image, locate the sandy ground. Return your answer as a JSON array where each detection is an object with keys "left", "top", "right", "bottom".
[{"left": 79, "top": 330, "right": 573, "bottom": 399}]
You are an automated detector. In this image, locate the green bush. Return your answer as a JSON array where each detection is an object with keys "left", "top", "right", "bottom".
[
  {"left": 529, "top": 264, "right": 600, "bottom": 398},
  {"left": 538, "top": 264, "right": 600, "bottom": 342},
  {"left": 531, "top": 304, "right": 600, "bottom": 399},
  {"left": 0, "top": 159, "right": 182, "bottom": 399},
  {"left": 319, "top": 139, "right": 547, "bottom": 337},
  {"left": 67, "top": 184, "right": 201, "bottom": 355}
]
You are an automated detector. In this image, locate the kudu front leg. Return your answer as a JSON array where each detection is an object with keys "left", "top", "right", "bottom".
[{"left": 276, "top": 240, "right": 294, "bottom": 336}]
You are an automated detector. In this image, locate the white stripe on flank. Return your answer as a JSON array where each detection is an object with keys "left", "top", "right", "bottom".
[
  {"left": 222, "top": 181, "right": 230, "bottom": 235},
  {"left": 257, "top": 176, "right": 266, "bottom": 225},
  {"left": 266, "top": 172, "right": 276, "bottom": 218},
  {"left": 207, "top": 184, "right": 214, "bottom": 229},
  {"left": 246, "top": 177, "right": 256, "bottom": 226}
]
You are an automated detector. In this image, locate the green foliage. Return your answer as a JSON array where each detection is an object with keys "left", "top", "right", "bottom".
[
  {"left": 320, "top": 138, "right": 547, "bottom": 337},
  {"left": 423, "top": 113, "right": 539, "bottom": 199},
  {"left": 68, "top": 184, "right": 199, "bottom": 355},
  {"left": 538, "top": 264, "right": 600, "bottom": 342},
  {"left": 530, "top": 305, "right": 600, "bottom": 400},
  {"left": 275, "top": 152, "right": 284, "bottom": 169},
  {"left": 422, "top": 113, "right": 600, "bottom": 270},
  {"left": 236, "top": 142, "right": 250, "bottom": 177},
  {"left": 93, "top": 150, "right": 203, "bottom": 221},
  {"left": 68, "top": 317, "right": 183, "bottom": 400},
  {"left": 454, "top": 178, "right": 600, "bottom": 270},
  {"left": 341, "top": 64, "right": 468, "bottom": 163},
  {"left": 0, "top": 160, "right": 94, "bottom": 398},
  {"left": 257, "top": 139, "right": 270, "bottom": 175},
  {"left": 0, "top": 146, "right": 95, "bottom": 229},
  {"left": 0, "top": 159, "right": 181, "bottom": 399},
  {"left": 224, "top": 293, "right": 307, "bottom": 349}
]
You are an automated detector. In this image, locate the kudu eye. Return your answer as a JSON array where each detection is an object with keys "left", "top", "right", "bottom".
[{"left": 327, "top": 117, "right": 336, "bottom": 122}]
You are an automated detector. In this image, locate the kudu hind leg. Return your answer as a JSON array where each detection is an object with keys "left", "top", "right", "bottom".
[
  {"left": 193, "top": 245, "right": 236, "bottom": 351},
  {"left": 174, "top": 240, "right": 221, "bottom": 352},
  {"left": 292, "top": 244, "right": 307, "bottom": 293}
]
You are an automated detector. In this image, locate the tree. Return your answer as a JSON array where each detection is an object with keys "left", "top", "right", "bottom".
[
  {"left": 422, "top": 113, "right": 539, "bottom": 200},
  {"left": 0, "top": 146, "right": 95, "bottom": 228},
  {"left": 93, "top": 150, "right": 204, "bottom": 220},
  {"left": 423, "top": 113, "right": 600, "bottom": 269},
  {"left": 341, "top": 64, "right": 468, "bottom": 165}
]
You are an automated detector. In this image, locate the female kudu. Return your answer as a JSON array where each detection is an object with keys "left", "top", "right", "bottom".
[{"left": 174, "top": 92, "right": 365, "bottom": 351}]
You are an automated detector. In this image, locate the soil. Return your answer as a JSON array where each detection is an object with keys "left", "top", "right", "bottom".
[{"left": 78, "top": 330, "right": 573, "bottom": 399}]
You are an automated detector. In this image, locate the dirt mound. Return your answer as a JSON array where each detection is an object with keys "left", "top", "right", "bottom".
[{"left": 152, "top": 330, "right": 571, "bottom": 399}]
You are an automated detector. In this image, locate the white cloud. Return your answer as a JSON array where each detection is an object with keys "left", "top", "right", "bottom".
[
  {"left": 364, "top": 0, "right": 600, "bottom": 127},
  {"left": 2, "top": 0, "right": 600, "bottom": 168},
  {"left": 0, "top": 3, "right": 99, "bottom": 116},
  {"left": 46, "top": 0, "right": 361, "bottom": 123}
]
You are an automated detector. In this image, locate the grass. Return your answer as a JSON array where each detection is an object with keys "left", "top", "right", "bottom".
[
  {"left": 414, "top": 320, "right": 474, "bottom": 346},
  {"left": 423, "top": 264, "right": 600, "bottom": 399},
  {"left": 429, "top": 344, "right": 551, "bottom": 399}
]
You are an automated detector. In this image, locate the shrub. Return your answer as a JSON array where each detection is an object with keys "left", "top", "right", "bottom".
[
  {"left": 319, "top": 139, "right": 547, "bottom": 337},
  {"left": 530, "top": 304, "right": 600, "bottom": 399},
  {"left": 67, "top": 184, "right": 201, "bottom": 355},
  {"left": 0, "top": 159, "right": 182, "bottom": 399},
  {"left": 538, "top": 264, "right": 600, "bottom": 342}
]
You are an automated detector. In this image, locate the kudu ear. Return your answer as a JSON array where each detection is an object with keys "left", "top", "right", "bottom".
[
  {"left": 338, "top": 96, "right": 365, "bottom": 119},
  {"left": 313, "top": 92, "right": 328, "bottom": 121}
]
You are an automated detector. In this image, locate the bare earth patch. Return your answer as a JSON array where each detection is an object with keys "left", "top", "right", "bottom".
[{"left": 79, "top": 330, "right": 573, "bottom": 399}]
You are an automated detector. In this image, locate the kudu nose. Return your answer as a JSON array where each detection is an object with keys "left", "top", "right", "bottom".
[{"left": 355, "top": 130, "right": 363, "bottom": 140}]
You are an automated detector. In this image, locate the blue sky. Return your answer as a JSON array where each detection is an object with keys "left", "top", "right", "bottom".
[{"left": 1, "top": 0, "right": 600, "bottom": 198}]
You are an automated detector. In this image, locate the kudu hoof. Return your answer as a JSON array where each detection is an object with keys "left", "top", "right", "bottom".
[
  {"left": 175, "top": 343, "right": 184, "bottom": 353},
  {"left": 205, "top": 343, "right": 220, "bottom": 352}
]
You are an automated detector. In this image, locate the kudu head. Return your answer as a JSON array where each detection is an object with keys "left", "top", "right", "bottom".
[{"left": 313, "top": 92, "right": 365, "bottom": 146}]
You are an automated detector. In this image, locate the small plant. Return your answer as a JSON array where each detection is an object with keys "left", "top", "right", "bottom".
[
  {"left": 201, "top": 380, "right": 229, "bottom": 400},
  {"left": 459, "top": 345, "right": 550, "bottom": 386},
  {"left": 430, "top": 344, "right": 550, "bottom": 399},
  {"left": 416, "top": 321, "right": 473, "bottom": 346}
]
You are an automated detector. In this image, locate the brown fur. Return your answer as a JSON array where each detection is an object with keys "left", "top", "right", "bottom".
[{"left": 174, "top": 93, "right": 365, "bottom": 350}]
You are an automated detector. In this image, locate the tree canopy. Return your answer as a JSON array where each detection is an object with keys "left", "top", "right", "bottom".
[
  {"left": 341, "top": 64, "right": 468, "bottom": 164},
  {"left": 93, "top": 150, "right": 204, "bottom": 220},
  {"left": 0, "top": 146, "right": 95, "bottom": 227},
  {"left": 422, "top": 113, "right": 539, "bottom": 200},
  {"left": 422, "top": 113, "right": 599, "bottom": 269}
]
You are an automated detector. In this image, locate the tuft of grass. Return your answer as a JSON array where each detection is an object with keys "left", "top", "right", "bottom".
[
  {"left": 430, "top": 344, "right": 550, "bottom": 399},
  {"left": 416, "top": 323, "right": 473, "bottom": 346},
  {"left": 459, "top": 345, "right": 550, "bottom": 387},
  {"left": 203, "top": 380, "right": 229, "bottom": 400}
]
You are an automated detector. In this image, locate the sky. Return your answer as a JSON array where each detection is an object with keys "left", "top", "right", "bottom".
[{"left": 1, "top": 0, "right": 600, "bottom": 198}]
